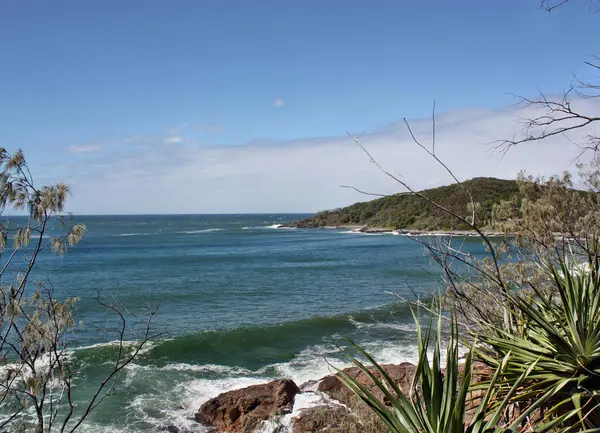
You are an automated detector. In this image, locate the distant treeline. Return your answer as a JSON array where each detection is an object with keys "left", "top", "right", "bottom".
[{"left": 288, "top": 177, "right": 522, "bottom": 230}]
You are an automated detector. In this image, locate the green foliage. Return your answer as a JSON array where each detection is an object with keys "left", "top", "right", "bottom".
[
  {"left": 476, "top": 255, "right": 600, "bottom": 430},
  {"left": 337, "top": 307, "right": 544, "bottom": 433},
  {"left": 493, "top": 170, "right": 600, "bottom": 253},
  {"left": 294, "top": 177, "right": 521, "bottom": 230},
  {"left": 0, "top": 148, "right": 156, "bottom": 433},
  {"left": 0, "top": 148, "right": 89, "bottom": 432}
]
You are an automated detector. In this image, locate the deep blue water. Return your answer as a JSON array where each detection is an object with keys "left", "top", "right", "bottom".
[{"left": 3, "top": 214, "right": 489, "bottom": 432}]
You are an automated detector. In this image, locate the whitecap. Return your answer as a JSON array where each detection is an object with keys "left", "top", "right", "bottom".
[
  {"left": 179, "top": 228, "right": 224, "bottom": 234},
  {"left": 159, "top": 363, "right": 253, "bottom": 375},
  {"left": 244, "top": 224, "right": 296, "bottom": 230}
]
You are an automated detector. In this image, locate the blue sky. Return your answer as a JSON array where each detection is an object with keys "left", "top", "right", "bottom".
[{"left": 1, "top": 1, "right": 599, "bottom": 213}]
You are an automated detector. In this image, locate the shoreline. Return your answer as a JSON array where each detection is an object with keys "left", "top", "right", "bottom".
[{"left": 298, "top": 224, "right": 507, "bottom": 237}]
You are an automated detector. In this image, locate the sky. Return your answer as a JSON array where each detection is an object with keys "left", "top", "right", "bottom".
[{"left": 0, "top": 0, "right": 599, "bottom": 214}]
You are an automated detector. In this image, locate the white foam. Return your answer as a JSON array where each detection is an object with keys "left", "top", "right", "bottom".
[
  {"left": 348, "top": 316, "right": 416, "bottom": 333},
  {"left": 338, "top": 230, "right": 390, "bottom": 236},
  {"left": 59, "top": 336, "right": 423, "bottom": 432},
  {"left": 74, "top": 339, "right": 157, "bottom": 355},
  {"left": 96, "top": 336, "right": 419, "bottom": 431},
  {"left": 242, "top": 224, "right": 297, "bottom": 230},
  {"left": 76, "top": 425, "right": 139, "bottom": 433},
  {"left": 127, "top": 375, "right": 269, "bottom": 433},
  {"left": 160, "top": 363, "right": 253, "bottom": 375},
  {"left": 179, "top": 228, "right": 224, "bottom": 234},
  {"left": 265, "top": 344, "right": 346, "bottom": 385},
  {"left": 257, "top": 392, "right": 334, "bottom": 433}
]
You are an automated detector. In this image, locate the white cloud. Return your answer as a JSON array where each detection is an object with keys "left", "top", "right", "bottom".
[
  {"left": 57, "top": 99, "right": 599, "bottom": 215},
  {"left": 68, "top": 144, "right": 101, "bottom": 154},
  {"left": 164, "top": 136, "right": 183, "bottom": 144},
  {"left": 272, "top": 98, "right": 284, "bottom": 107}
]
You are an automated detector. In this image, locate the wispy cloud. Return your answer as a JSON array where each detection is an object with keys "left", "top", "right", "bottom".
[
  {"left": 272, "top": 97, "right": 284, "bottom": 107},
  {"left": 119, "top": 122, "right": 222, "bottom": 149},
  {"left": 68, "top": 144, "right": 101, "bottom": 154},
  {"left": 165, "top": 136, "right": 183, "bottom": 144},
  {"left": 56, "top": 99, "right": 599, "bottom": 215}
]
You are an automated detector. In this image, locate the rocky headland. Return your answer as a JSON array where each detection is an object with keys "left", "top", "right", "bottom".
[{"left": 281, "top": 177, "right": 521, "bottom": 233}]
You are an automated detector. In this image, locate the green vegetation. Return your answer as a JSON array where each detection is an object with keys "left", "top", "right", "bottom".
[
  {"left": 289, "top": 177, "right": 521, "bottom": 230},
  {"left": 341, "top": 251, "right": 600, "bottom": 432},
  {"left": 338, "top": 308, "right": 546, "bottom": 433},
  {"left": 336, "top": 164, "right": 600, "bottom": 431},
  {"left": 476, "top": 258, "right": 600, "bottom": 430},
  {"left": 337, "top": 0, "right": 600, "bottom": 422}
]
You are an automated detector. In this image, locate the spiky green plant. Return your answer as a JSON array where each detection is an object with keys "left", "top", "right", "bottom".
[
  {"left": 476, "top": 256, "right": 600, "bottom": 431},
  {"left": 336, "top": 308, "right": 550, "bottom": 433}
]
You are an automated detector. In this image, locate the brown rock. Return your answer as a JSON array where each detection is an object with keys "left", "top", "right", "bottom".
[
  {"left": 316, "top": 362, "right": 417, "bottom": 407},
  {"left": 291, "top": 405, "right": 361, "bottom": 433},
  {"left": 194, "top": 379, "right": 300, "bottom": 433},
  {"left": 290, "top": 363, "right": 416, "bottom": 433},
  {"left": 461, "top": 361, "right": 494, "bottom": 424},
  {"left": 295, "top": 361, "right": 492, "bottom": 432}
]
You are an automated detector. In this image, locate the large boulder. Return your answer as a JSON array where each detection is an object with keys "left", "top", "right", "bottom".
[
  {"left": 316, "top": 362, "right": 417, "bottom": 406},
  {"left": 195, "top": 379, "right": 300, "bottom": 433}
]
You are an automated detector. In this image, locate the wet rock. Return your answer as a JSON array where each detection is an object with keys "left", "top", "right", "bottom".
[{"left": 195, "top": 379, "right": 300, "bottom": 433}]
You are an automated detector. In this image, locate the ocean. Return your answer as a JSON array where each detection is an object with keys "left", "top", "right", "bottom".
[{"left": 9, "top": 214, "right": 488, "bottom": 432}]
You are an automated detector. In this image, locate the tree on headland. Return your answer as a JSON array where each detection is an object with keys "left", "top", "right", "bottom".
[{"left": 0, "top": 149, "right": 159, "bottom": 432}]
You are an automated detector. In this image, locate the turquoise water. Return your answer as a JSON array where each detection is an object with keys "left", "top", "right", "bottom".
[{"left": 8, "top": 214, "right": 488, "bottom": 432}]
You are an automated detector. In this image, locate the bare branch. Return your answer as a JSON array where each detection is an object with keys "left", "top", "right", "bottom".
[
  {"left": 495, "top": 62, "right": 600, "bottom": 158},
  {"left": 541, "top": 0, "right": 600, "bottom": 11},
  {"left": 347, "top": 131, "right": 506, "bottom": 292},
  {"left": 340, "top": 185, "right": 389, "bottom": 197}
]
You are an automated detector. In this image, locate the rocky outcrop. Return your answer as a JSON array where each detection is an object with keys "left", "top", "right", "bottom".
[
  {"left": 289, "top": 363, "right": 418, "bottom": 433},
  {"left": 315, "top": 362, "right": 417, "bottom": 406},
  {"left": 193, "top": 361, "right": 491, "bottom": 433},
  {"left": 356, "top": 227, "right": 393, "bottom": 233},
  {"left": 281, "top": 218, "right": 325, "bottom": 229},
  {"left": 195, "top": 379, "right": 300, "bottom": 433}
]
